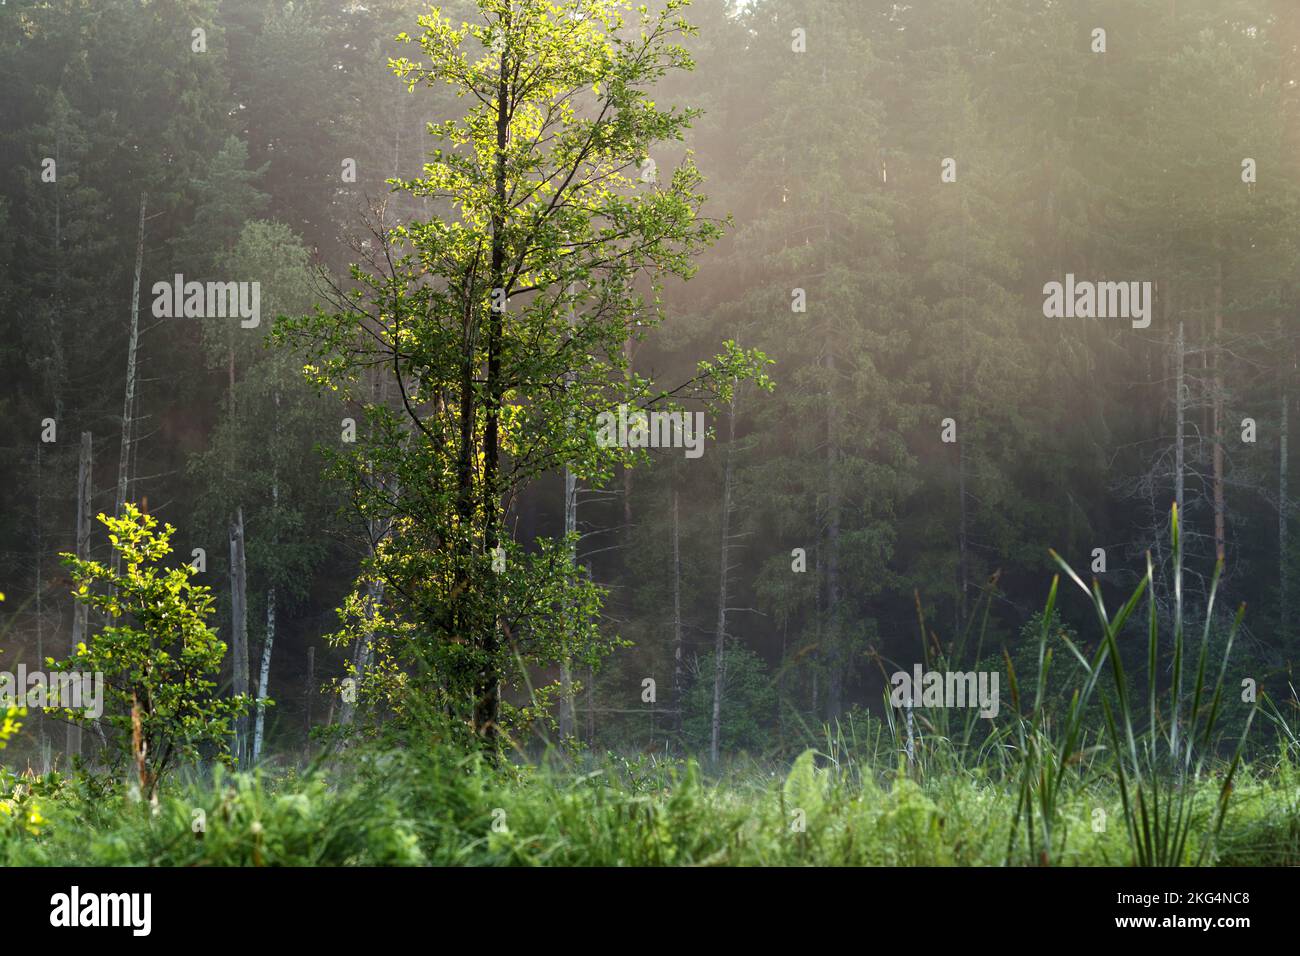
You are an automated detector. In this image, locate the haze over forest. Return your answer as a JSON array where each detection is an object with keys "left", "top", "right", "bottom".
[{"left": 1, "top": 0, "right": 1298, "bottom": 790}]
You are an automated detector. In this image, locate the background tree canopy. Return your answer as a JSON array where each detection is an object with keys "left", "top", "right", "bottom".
[{"left": 0, "top": 0, "right": 1298, "bottom": 771}]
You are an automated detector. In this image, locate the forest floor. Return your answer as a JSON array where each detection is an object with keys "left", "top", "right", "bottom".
[{"left": 1, "top": 741, "right": 1298, "bottom": 866}]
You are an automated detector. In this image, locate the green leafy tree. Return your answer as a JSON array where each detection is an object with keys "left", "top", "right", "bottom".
[
  {"left": 277, "top": 0, "right": 768, "bottom": 750},
  {"left": 53, "top": 505, "right": 250, "bottom": 797},
  {"left": 683, "top": 642, "right": 776, "bottom": 756}
]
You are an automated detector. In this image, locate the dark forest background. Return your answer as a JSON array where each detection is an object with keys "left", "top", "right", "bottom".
[{"left": 3, "top": 0, "right": 1299, "bottom": 764}]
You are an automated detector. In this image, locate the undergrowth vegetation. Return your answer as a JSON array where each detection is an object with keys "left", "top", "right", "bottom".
[
  {"left": 1, "top": 735, "right": 1299, "bottom": 866},
  {"left": 3, "top": 508, "right": 1297, "bottom": 867}
]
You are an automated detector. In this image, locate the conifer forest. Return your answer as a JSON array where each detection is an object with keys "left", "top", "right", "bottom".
[{"left": 2, "top": 0, "right": 1300, "bottom": 923}]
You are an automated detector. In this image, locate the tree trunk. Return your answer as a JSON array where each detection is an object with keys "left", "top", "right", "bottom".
[
  {"left": 558, "top": 463, "right": 577, "bottom": 738},
  {"left": 671, "top": 489, "right": 685, "bottom": 737},
  {"left": 253, "top": 587, "right": 274, "bottom": 764},
  {"left": 811, "top": 543, "right": 821, "bottom": 716},
  {"left": 1175, "top": 320, "right": 1186, "bottom": 520},
  {"left": 1282, "top": 378, "right": 1290, "bottom": 630},
  {"left": 112, "top": 194, "right": 146, "bottom": 574},
  {"left": 229, "top": 506, "right": 250, "bottom": 768},
  {"left": 1282, "top": 325, "right": 1292, "bottom": 633},
  {"left": 340, "top": 576, "right": 383, "bottom": 728},
  {"left": 558, "top": 282, "right": 580, "bottom": 740},
  {"left": 826, "top": 351, "right": 843, "bottom": 721},
  {"left": 585, "top": 561, "right": 595, "bottom": 743},
  {"left": 1212, "top": 260, "right": 1226, "bottom": 563},
  {"left": 623, "top": 339, "right": 635, "bottom": 549},
  {"left": 474, "top": 17, "right": 511, "bottom": 747},
  {"left": 305, "top": 646, "right": 315, "bottom": 757},
  {"left": 342, "top": 373, "right": 391, "bottom": 728},
  {"left": 67, "top": 430, "right": 92, "bottom": 760},
  {"left": 957, "top": 438, "right": 969, "bottom": 632},
  {"left": 253, "top": 390, "right": 281, "bottom": 763},
  {"left": 34, "top": 441, "right": 43, "bottom": 749},
  {"left": 710, "top": 394, "right": 736, "bottom": 766}
]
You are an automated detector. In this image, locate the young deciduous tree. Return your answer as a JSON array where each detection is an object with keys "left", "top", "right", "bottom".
[
  {"left": 53, "top": 505, "right": 250, "bottom": 798},
  {"left": 276, "top": 0, "right": 768, "bottom": 749}
]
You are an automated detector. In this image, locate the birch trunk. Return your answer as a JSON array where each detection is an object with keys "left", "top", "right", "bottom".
[
  {"left": 229, "top": 506, "right": 250, "bottom": 768},
  {"left": 253, "top": 392, "right": 281, "bottom": 763},
  {"left": 253, "top": 587, "right": 274, "bottom": 764}
]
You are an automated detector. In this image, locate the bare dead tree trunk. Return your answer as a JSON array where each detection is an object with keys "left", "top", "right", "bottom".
[
  {"left": 671, "top": 489, "right": 685, "bottom": 737},
  {"left": 957, "top": 438, "right": 969, "bottom": 631},
  {"left": 558, "top": 283, "right": 579, "bottom": 740},
  {"left": 826, "top": 349, "right": 843, "bottom": 722},
  {"left": 305, "top": 646, "right": 315, "bottom": 757},
  {"left": 1280, "top": 0, "right": 1300, "bottom": 632},
  {"left": 956, "top": 196, "right": 971, "bottom": 638},
  {"left": 229, "top": 506, "right": 250, "bottom": 769},
  {"left": 112, "top": 194, "right": 146, "bottom": 574},
  {"left": 811, "top": 544, "right": 821, "bottom": 716},
  {"left": 711, "top": 394, "right": 736, "bottom": 766},
  {"left": 586, "top": 662, "right": 595, "bottom": 743},
  {"left": 1176, "top": 320, "right": 1186, "bottom": 520},
  {"left": 34, "top": 441, "right": 43, "bottom": 748},
  {"left": 1282, "top": 376, "right": 1290, "bottom": 630},
  {"left": 253, "top": 391, "right": 281, "bottom": 764},
  {"left": 67, "top": 430, "right": 92, "bottom": 760},
  {"left": 585, "top": 566, "right": 595, "bottom": 744},
  {"left": 1212, "top": 260, "right": 1226, "bottom": 563},
  {"left": 558, "top": 463, "right": 577, "bottom": 739},
  {"left": 253, "top": 586, "right": 274, "bottom": 764},
  {"left": 1280, "top": 312, "right": 1293, "bottom": 632}
]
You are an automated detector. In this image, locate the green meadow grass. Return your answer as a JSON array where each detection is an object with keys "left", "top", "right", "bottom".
[
  {"left": 2, "top": 507, "right": 1297, "bottom": 867},
  {"left": 0, "top": 739, "right": 1298, "bottom": 866}
]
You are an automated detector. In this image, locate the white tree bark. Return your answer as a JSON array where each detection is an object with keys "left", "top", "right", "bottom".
[
  {"left": 253, "top": 392, "right": 281, "bottom": 764},
  {"left": 112, "top": 195, "right": 146, "bottom": 575},
  {"left": 253, "top": 586, "right": 274, "bottom": 764},
  {"left": 229, "top": 506, "right": 250, "bottom": 768}
]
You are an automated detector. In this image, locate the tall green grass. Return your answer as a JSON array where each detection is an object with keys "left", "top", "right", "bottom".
[
  {"left": 874, "top": 506, "right": 1259, "bottom": 866},
  {"left": 0, "top": 507, "right": 1289, "bottom": 866}
]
